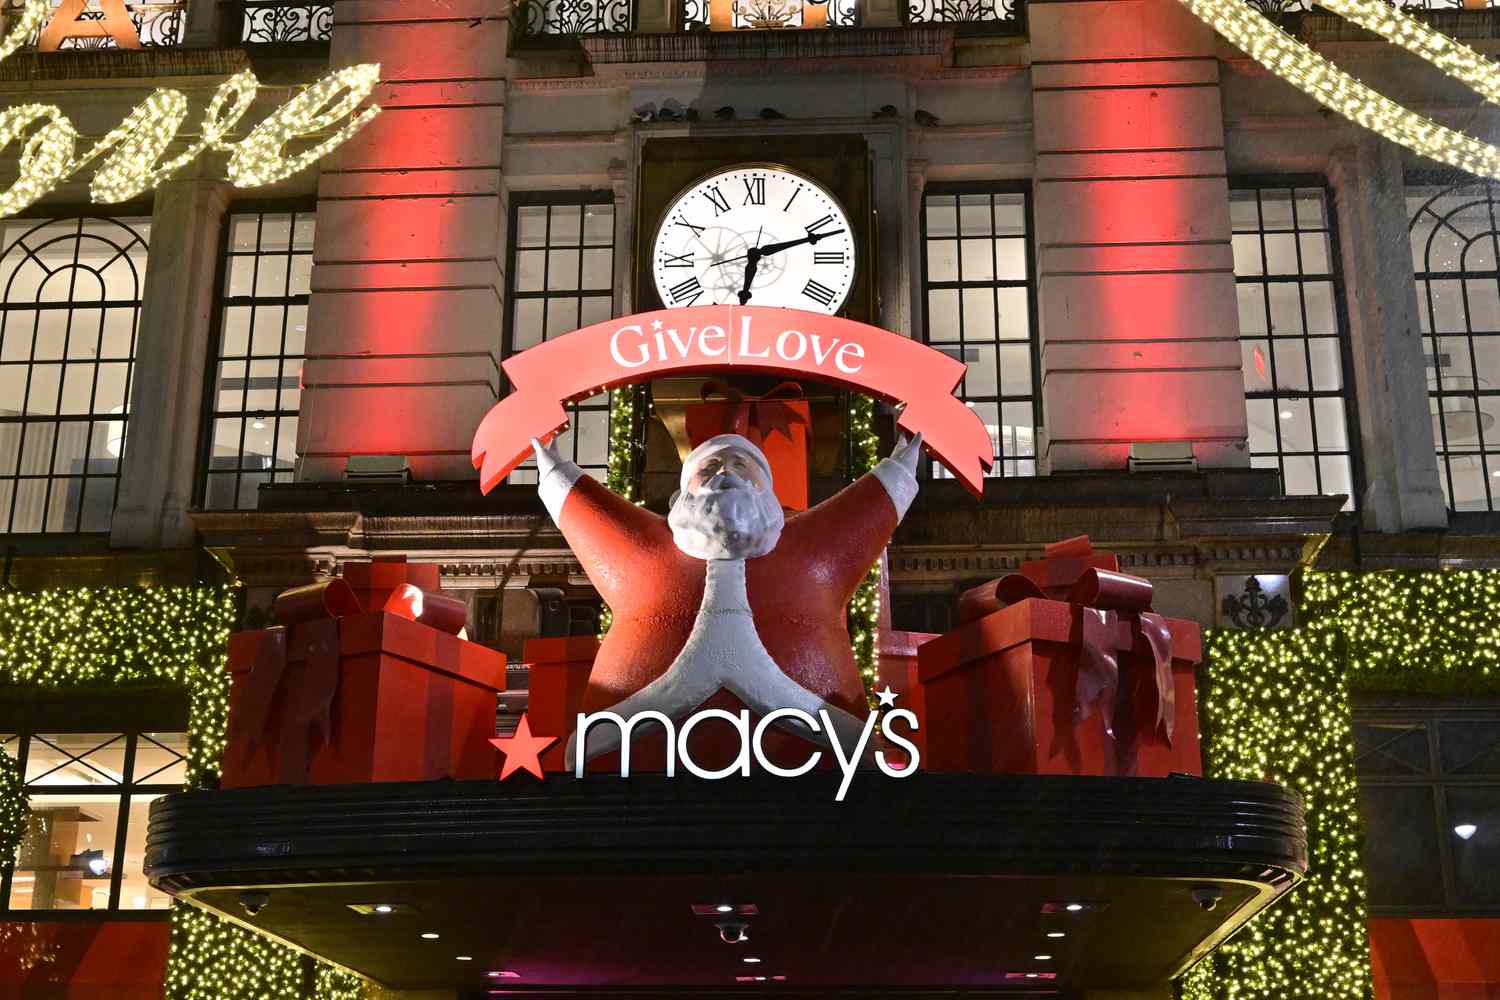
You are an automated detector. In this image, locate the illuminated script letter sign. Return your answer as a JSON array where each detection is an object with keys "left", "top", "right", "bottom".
[{"left": 0, "top": 0, "right": 381, "bottom": 218}]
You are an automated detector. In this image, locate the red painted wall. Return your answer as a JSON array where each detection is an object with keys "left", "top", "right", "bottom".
[
  {"left": 1371, "top": 918, "right": 1500, "bottom": 1000},
  {"left": 0, "top": 919, "right": 168, "bottom": 999}
]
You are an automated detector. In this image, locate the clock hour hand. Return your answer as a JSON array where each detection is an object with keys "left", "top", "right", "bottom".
[{"left": 738, "top": 249, "right": 760, "bottom": 305}]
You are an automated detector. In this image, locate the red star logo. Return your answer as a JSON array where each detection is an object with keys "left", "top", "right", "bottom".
[{"left": 489, "top": 714, "right": 557, "bottom": 781}]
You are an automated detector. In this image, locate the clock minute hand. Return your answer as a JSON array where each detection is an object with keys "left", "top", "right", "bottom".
[{"left": 756, "top": 228, "right": 847, "bottom": 258}]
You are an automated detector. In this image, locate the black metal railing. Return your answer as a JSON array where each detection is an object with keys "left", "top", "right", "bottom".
[{"left": 234, "top": 0, "right": 331, "bottom": 43}]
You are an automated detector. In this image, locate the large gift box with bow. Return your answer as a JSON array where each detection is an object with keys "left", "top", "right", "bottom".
[
  {"left": 680, "top": 379, "right": 812, "bottom": 511},
  {"left": 221, "top": 557, "right": 507, "bottom": 789},
  {"left": 916, "top": 536, "right": 1202, "bottom": 778}
]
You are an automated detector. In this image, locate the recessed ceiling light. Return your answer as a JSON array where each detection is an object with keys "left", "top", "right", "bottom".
[
  {"left": 456, "top": 955, "right": 472, "bottom": 961},
  {"left": 373, "top": 904, "right": 393, "bottom": 914},
  {"left": 716, "top": 904, "right": 734, "bottom": 913},
  {"left": 1279, "top": 410, "right": 1293, "bottom": 420},
  {"left": 251, "top": 419, "right": 267, "bottom": 430},
  {"left": 743, "top": 957, "right": 762, "bottom": 964},
  {"left": 488, "top": 970, "right": 520, "bottom": 978},
  {"left": 1034, "top": 954, "right": 1052, "bottom": 960},
  {"left": 1454, "top": 823, "right": 1478, "bottom": 840},
  {"left": 1047, "top": 932, "right": 1066, "bottom": 938},
  {"left": 421, "top": 933, "right": 439, "bottom": 940},
  {"left": 1065, "top": 903, "right": 1085, "bottom": 912},
  {"left": 1026, "top": 973, "right": 1039, "bottom": 978}
]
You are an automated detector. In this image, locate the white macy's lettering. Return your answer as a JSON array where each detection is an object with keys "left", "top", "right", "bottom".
[{"left": 574, "top": 706, "right": 920, "bottom": 801}]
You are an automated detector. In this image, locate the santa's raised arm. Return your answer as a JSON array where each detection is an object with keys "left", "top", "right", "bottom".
[{"left": 530, "top": 428, "right": 921, "bottom": 768}]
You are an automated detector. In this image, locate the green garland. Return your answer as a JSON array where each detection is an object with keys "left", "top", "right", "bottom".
[
  {"left": 0, "top": 749, "right": 25, "bottom": 875},
  {"left": 0, "top": 586, "right": 236, "bottom": 786},
  {"left": 0, "top": 584, "right": 368, "bottom": 1000},
  {"left": 848, "top": 394, "right": 882, "bottom": 701},
  {"left": 1181, "top": 626, "right": 1368, "bottom": 1000},
  {"left": 1185, "top": 568, "right": 1500, "bottom": 1000}
]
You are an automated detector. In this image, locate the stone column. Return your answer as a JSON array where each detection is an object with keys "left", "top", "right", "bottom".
[
  {"left": 299, "top": 0, "right": 509, "bottom": 482},
  {"left": 111, "top": 178, "right": 232, "bottom": 549},
  {"left": 1030, "top": 0, "right": 1246, "bottom": 470},
  {"left": 181, "top": 0, "right": 227, "bottom": 46},
  {"left": 903, "top": 159, "right": 928, "bottom": 340},
  {"left": 1329, "top": 136, "right": 1448, "bottom": 531}
]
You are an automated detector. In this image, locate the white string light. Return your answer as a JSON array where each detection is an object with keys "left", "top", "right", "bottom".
[
  {"left": 0, "top": 0, "right": 381, "bottom": 217},
  {"left": 1175, "top": 0, "right": 1500, "bottom": 178}
]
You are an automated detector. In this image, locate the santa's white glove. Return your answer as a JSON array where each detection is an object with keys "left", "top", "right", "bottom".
[
  {"left": 532, "top": 436, "right": 583, "bottom": 525},
  {"left": 872, "top": 431, "right": 922, "bottom": 521}
]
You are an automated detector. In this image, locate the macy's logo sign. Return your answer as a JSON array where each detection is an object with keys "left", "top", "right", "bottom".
[{"left": 493, "top": 696, "right": 920, "bottom": 802}]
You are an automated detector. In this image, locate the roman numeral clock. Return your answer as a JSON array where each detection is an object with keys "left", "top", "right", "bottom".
[
  {"left": 650, "top": 164, "right": 858, "bottom": 315},
  {"left": 633, "top": 139, "right": 874, "bottom": 505}
]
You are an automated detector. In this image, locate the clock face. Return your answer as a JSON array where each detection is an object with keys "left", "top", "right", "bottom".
[{"left": 651, "top": 164, "right": 856, "bottom": 314}]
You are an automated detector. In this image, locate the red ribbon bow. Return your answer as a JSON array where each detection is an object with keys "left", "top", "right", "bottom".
[
  {"left": 699, "top": 379, "right": 812, "bottom": 446},
  {"left": 229, "top": 577, "right": 467, "bottom": 784},
  {"left": 971, "top": 565, "right": 1177, "bottom": 747}
]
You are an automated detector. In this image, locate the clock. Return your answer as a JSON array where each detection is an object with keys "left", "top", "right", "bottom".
[{"left": 651, "top": 163, "right": 857, "bottom": 315}]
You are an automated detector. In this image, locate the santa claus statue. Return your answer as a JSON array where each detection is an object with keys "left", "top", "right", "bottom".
[{"left": 530, "top": 428, "right": 922, "bottom": 770}]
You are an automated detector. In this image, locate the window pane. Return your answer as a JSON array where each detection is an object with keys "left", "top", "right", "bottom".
[
  {"left": 25, "top": 734, "right": 127, "bottom": 786},
  {"left": 921, "top": 186, "right": 1037, "bottom": 478},
  {"left": 117, "top": 794, "right": 173, "bottom": 911},
  {"left": 1358, "top": 784, "right": 1445, "bottom": 908},
  {"left": 1446, "top": 787, "right": 1500, "bottom": 907},
  {"left": 202, "top": 210, "right": 311, "bottom": 510},
  {"left": 506, "top": 197, "right": 616, "bottom": 481},
  {"left": 1235, "top": 183, "right": 1353, "bottom": 503},
  {"left": 9, "top": 797, "right": 120, "bottom": 911}
]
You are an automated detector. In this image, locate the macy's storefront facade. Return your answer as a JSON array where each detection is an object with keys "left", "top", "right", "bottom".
[{"left": 0, "top": 0, "right": 1497, "bottom": 996}]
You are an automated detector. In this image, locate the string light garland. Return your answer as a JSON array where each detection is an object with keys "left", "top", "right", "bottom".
[
  {"left": 0, "top": 0, "right": 381, "bottom": 217},
  {"left": 0, "top": 586, "right": 237, "bottom": 785},
  {"left": 0, "top": 585, "right": 366, "bottom": 998},
  {"left": 848, "top": 393, "right": 882, "bottom": 703},
  {"left": 0, "top": 749, "right": 26, "bottom": 876},
  {"left": 1184, "top": 568, "right": 1500, "bottom": 1000},
  {"left": 1174, "top": 0, "right": 1500, "bottom": 179}
]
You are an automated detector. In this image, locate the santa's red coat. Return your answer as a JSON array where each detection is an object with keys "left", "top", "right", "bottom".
[{"left": 558, "top": 474, "right": 898, "bottom": 733}]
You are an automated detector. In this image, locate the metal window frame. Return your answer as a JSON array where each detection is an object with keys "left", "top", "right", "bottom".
[
  {"left": 503, "top": 191, "right": 617, "bottom": 479},
  {"left": 917, "top": 179, "right": 1041, "bottom": 479},
  {"left": 0, "top": 728, "right": 185, "bottom": 921},
  {"left": 0, "top": 209, "right": 152, "bottom": 537},
  {"left": 1229, "top": 175, "right": 1364, "bottom": 508},
  {"left": 1352, "top": 698, "right": 1500, "bottom": 917},
  {"left": 1407, "top": 175, "right": 1500, "bottom": 512},
  {"left": 195, "top": 199, "right": 316, "bottom": 512}
]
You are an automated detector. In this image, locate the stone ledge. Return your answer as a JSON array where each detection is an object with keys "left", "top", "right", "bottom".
[{"left": 578, "top": 24, "right": 955, "bottom": 64}]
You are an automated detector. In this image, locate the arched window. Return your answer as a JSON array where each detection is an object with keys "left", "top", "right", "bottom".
[
  {"left": 0, "top": 216, "right": 149, "bottom": 534},
  {"left": 1409, "top": 180, "right": 1500, "bottom": 511}
]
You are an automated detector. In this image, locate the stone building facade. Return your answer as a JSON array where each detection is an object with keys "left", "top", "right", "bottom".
[{"left": 0, "top": 0, "right": 1497, "bottom": 996}]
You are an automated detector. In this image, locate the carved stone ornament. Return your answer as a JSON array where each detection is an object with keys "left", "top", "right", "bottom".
[{"left": 1218, "top": 575, "right": 1293, "bottom": 629}]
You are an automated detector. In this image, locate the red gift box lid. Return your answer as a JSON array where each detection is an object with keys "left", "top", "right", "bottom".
[
  {"left": 228, "top": 613, "right": 507, "bottom": 692},
  {"left": 916, "top": 597, "right": 1201, "bottom": 686}
]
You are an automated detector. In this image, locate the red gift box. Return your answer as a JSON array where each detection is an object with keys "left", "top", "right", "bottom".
[
  {"left": 878, "top": 628, "right": 936, "bottom": 764},
  {"left": 683, "top": 380, "right": 811, "bottom": 511},
  {"left": 524, "top": 635, "right": 599, "bottom": 772},
  {"left": 222, "top": 560, "right": 506, "bottom": 789},
  {"left": 917, "top": 538, "right": 1202, "bottom": 778}
]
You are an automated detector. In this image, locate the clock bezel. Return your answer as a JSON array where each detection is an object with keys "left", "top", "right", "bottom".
[{"left": 649, "top": 160, "right": 859, "bottom": 316}]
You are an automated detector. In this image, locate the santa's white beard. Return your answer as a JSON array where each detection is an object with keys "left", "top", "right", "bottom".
[{"left": 668, "top": 477, "right": 785, "bottom": 560}]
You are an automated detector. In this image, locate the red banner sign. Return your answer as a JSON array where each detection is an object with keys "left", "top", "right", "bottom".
[{"left": 472, "top": 306, "right": 994, "bottom": 496}]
